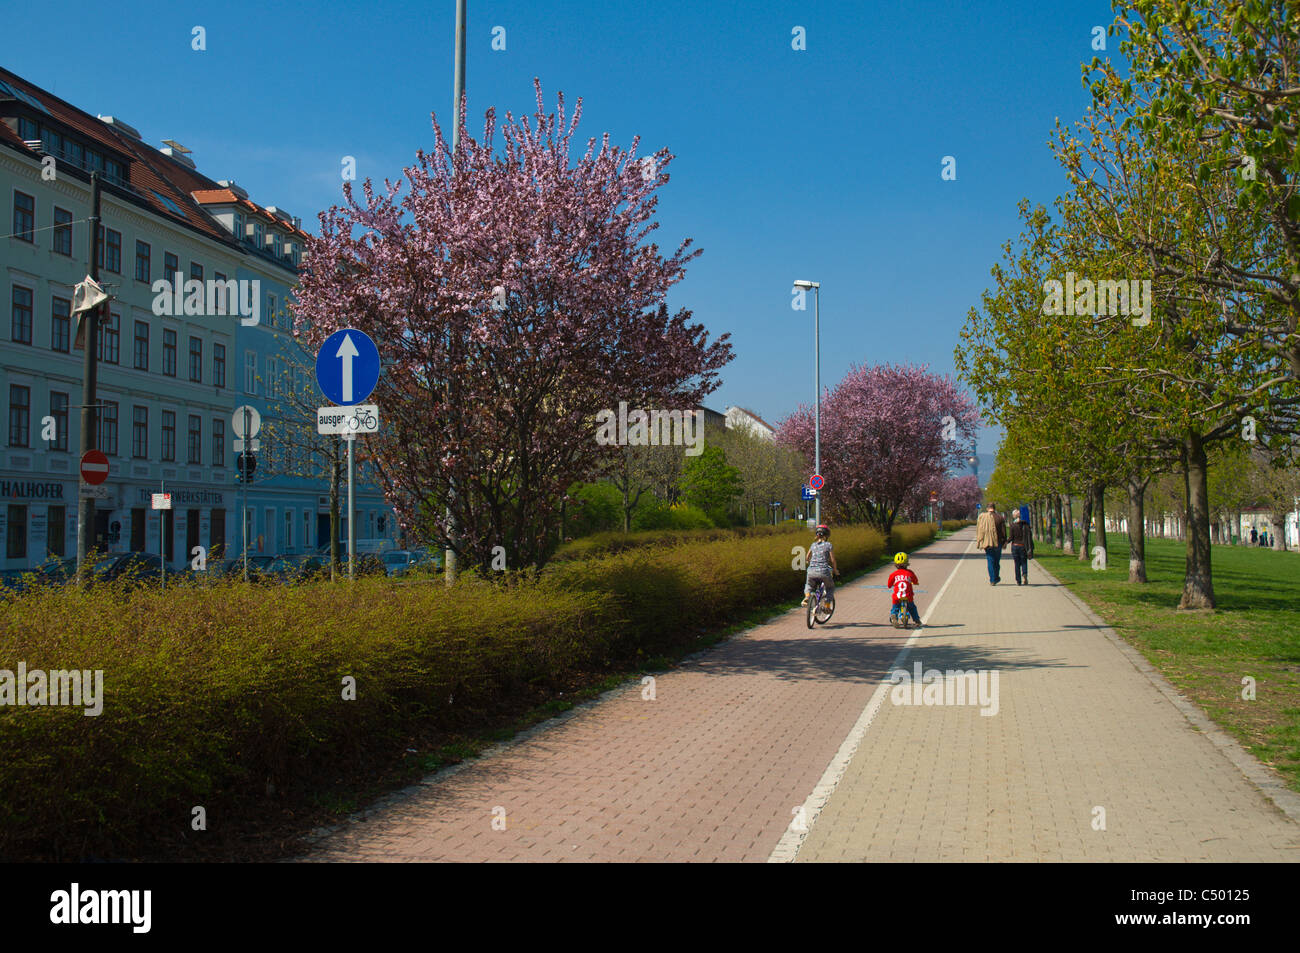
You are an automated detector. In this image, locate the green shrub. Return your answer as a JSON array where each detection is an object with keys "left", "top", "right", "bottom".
[{"left": 0, "top": 522, "right": 937, "bottom": 860}]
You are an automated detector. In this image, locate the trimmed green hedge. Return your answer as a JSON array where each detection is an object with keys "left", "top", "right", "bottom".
[
  {"left": 0, "top": 522, "right": 935, "bottom": 860},
  {"left": 941, "top": 519, "right": 975, "bottom": 532}
]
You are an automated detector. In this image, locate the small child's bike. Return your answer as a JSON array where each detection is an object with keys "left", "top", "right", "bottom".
[
  {"left": 891, "top": 597, "right": 917, "bottom": 630},
  {"left": 806, "top": 579, "right": 835, "bottom": 628}
]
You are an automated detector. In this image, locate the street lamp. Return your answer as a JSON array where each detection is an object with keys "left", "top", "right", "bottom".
[{"left": 793, "top": 280, "right": 821, "bottom": 526}]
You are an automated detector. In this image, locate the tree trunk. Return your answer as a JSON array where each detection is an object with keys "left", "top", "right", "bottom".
[
  {"left": 1062, "top": 494, "right": 1075, "bottom": 554},
  {"left": 1091, "top": 483, "right": 1106, "bottom": 563},
  {"left": 1054, "top": 494, "right": 1064, "bottom": 549},
  {"left": 1078, "top": 492, "right": 1093, "bottom": 561},
  {"left": 1179, "top": 431, "right": 1215, "bottom": 609},
  {"left": 1126, "top": 474, "right": 1148, "bottom": 583}
]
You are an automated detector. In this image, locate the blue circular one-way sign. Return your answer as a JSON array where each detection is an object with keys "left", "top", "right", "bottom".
[{"left": 316, "top": 328, "right": 380, "bottom": 406}]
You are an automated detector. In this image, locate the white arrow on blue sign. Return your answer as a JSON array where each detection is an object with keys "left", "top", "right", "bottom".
[{"left": 316, "top": 328, "right": 380, "bottom": 406}]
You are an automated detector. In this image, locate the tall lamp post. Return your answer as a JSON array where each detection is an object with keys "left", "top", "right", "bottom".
[
  {"left": 793, "top": 280, "right": 821, "bottom": 526},
  {"left": 445, "top": 0, "right": 467, "bottom": 586},
  {"left": 967, "top": 451, "right": 979, "bottom": 518}
]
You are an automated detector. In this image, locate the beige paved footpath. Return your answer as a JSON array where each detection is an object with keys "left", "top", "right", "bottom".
[
  {"left": 303, "top": 528, "right": 1300, "bottom": 862},
  {"left": 794, "top": 530, "right": 1300, "bottom": 862}
]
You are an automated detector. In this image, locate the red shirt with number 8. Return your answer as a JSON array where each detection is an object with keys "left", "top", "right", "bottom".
[{"left": 887, "top": 568, "right": 918, "bottom": 603}]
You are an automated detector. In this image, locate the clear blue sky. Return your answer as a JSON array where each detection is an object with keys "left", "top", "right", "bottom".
[{"left": 5, "top": 0, "right": 1121, "bottom": 463}]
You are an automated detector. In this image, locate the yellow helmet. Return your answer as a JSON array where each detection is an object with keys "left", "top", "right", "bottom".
[{"left": 894, "top": 552, "right": 909, "bottom": 566}]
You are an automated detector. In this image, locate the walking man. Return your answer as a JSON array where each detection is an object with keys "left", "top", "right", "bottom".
[
  {"left": 1009, "top": 510, "right": 1034, "bottom": 585},
  {"left": 977, "top": 503, "right": 1007, "bottom": 585}
]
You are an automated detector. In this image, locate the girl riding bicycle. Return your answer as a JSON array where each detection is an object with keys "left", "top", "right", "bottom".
[{"left": 801, "top": 525, "right": 840, "bottom": 608}]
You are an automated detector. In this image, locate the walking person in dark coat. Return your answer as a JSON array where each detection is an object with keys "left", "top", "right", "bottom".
[{"left": 1009, "top": 511, "right": 1034, "bottom": 585}]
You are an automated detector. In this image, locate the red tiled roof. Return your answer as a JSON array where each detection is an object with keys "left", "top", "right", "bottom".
[{"left": 0, "top": 66, "right": 309, "bottom": 245}]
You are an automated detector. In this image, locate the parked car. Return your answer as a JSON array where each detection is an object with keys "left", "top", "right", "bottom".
[
  {"left": 34, "top": 556, "right": 78, "bottom": 584},
  {"left": 381, "top": 550, "right": 418, "bottom": 576},
  {"left": 219, "top": 554, "right": 277, "bottom": 582},
  {"left": 264, "top": 554, "right": 330, "bottom": 584},
  {"left": 91, "top": 552, "right": 164, "bottom": 586},
  {"left": 0, "top": 568, "right": 31, "bottom": 593}
]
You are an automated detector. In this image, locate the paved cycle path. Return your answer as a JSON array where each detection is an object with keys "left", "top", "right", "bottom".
[{"left": 303, "top": 528, "right": 1300, "bottom": 862}]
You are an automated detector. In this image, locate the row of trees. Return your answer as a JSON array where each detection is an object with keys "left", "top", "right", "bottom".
[{"left": 957, "top": 1, "right": 1300, "bottom": 607}]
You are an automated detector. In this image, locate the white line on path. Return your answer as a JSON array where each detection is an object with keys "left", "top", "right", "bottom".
[{"left": 767, "top": 536, "right": 975, "bottom": 863}]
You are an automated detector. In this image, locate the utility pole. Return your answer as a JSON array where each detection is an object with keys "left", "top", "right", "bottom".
[
  {"left": 76, "top": 172, "right": 103, "bottom": 586},
  {"left": 446, "top": 0, "right": 467, "bottom": 585}
]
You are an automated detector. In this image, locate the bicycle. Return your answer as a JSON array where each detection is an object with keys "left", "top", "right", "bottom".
[
  {"left": 806, "top": 578, "right": 837, "bottom": 628},
  {"left": 891, "top": 596, "right": 917, "bottom": 630}
]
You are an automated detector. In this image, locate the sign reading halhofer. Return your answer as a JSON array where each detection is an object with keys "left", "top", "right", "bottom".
[{"left": 317, "top": 404, "right": 379, "bottom": 435}]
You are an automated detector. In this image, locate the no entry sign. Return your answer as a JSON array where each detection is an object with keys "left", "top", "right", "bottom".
[{"left": 80, "top": 449, "right": 109, "bottom": 486}]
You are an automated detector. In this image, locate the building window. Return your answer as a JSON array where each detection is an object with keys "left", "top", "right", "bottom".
[
  {"left": 214, "top": 343, "right": 226, "bottom": 388},
  {"left": 187, "top": 415, "right": 201, "bottom": 465},
  {"left": 213, "top": 272, "right": 228, "bottom": 314},
  {"left": 13, "top": 191, "right": 34, "bottom": 242},
  {"left": 163, "top": 329, "right": 177, "bottom": 376},
  {"left": 188, "top": 336, "right": 202, "bottom": 383},
  {"left": 190, "top": 261, "right": 203, "bottom": 283},
  {"left": 49, "top": 392, "right": 68, "bottom": 451},
  {"left": 285, "top": 509, "right": 293, "bottom": 551},
  {"left": 212, "top": 419, "right": 225, "bottom": 467},
  {"left": 267, "top": 293, "right": 277, "bottom": 328},
  {"left": 244, "top": 350, "right": 257, "bottom": 394},
  {"left": 6, "top": 505, "right": 26, "bottom": 560},
  {"left": 97, "top": 226, "right": 122, "bottom": 273},
  {"left": 8, "top": 385, "right": 30, "bottom": 447},
  {"left": 135, "top": 241, "right": 151, "bottom": 282},
  {"left": 47, "top": 505, "right": 66, "bottom": 557},
  {"left": 164, "top": 251, "right": 179, "bottom": 282},
  {"left": 51, "top": 296, "right": 71, "bottom": 352},
  {"left": 97, "top": 311, "right": 120, "bottom": 364},
  {"left": 95, "top": 400, "right": 118, "bottom": 456},
  {"left": 235, "top": 212, "right": 245, "bottom": 241},
  {"left": 273, "top": 233, "right": 283, "bottom": 259},
  {"left": 132, "top": 406, "right": 148, "bottom": 459},
  {"left": 11, "top": 285, "right": 33, "bottom": 344},
  {"left": 161, "top": 411, "right": 175, "bottom": 462},
  {"left": 53, "top": 207, "right": 72, "bottom": 256},
  {"left": 253, "top": 221, "right": 264, "bottom": 248},
  {"left": 133, "top": 320, "right": 149, "bottom": 370}
]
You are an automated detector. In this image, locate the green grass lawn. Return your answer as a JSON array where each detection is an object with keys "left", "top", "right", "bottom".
[{"left": 1035, "top": 532, "right": 1300, "bottom": 792}]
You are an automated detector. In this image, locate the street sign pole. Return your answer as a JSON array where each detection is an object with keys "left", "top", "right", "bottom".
[
  {"left": 242, "top": 407, "right": 250, "bottom": 583},
  {"left": 347, "top": 433, "right": 356, "bottom": 581},
  {"left": 160, "top": 480, "right": 166, "bottom": 592},
  {"left": 76, "top": 171, "right": 102, "bottom": 586}
]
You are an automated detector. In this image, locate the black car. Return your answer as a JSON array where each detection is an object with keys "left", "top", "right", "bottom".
[
  {"left": 219, "top": 554, "right": 277, "bottom": 582},
  {"left": 91, "top": 552, "right": 164, "bottom": 586},
  {"left": 264, "top": 554, "right": 330, "bottom": 584}
]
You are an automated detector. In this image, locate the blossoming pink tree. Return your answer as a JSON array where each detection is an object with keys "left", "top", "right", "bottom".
[
  {"left": 939, "top": 474, "right": 983, "bottom": 520},
  {"left": 293, "top": 82, "right": 732, "bottom": 571},
  {"left": 776, "top": 364, "right": 979, "bottom": 533}
]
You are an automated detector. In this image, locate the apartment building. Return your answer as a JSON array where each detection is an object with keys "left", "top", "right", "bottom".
[{"left": 0, "top": 67, "right": 394, "bottom": 570}]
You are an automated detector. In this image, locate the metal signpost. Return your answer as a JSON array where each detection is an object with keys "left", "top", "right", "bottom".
[
  {"left": 152, "top": 489, "right": 171, "bottom": 590},
  {"left": 316, "top": 329, "right": 381, "bottom": 581},
  {"left": 233, "top": 405, "right": 261, "bottom": 582}
]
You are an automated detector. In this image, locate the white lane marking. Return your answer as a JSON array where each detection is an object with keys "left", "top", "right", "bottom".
[{"left": 767, "top": 535, "right": 975, "bottom": 863}]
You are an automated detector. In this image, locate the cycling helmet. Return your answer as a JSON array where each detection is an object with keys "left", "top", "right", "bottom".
[
  {"left": 815, "top": 525, "right": 830, "bottom": 538},
  {"left": 894, "top": 551, "right": 909, "bottom": 566}
]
